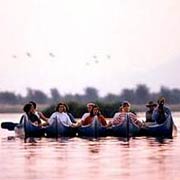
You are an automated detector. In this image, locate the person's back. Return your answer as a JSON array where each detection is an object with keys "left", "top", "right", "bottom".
[
  {"left": 152, "top": 97, "right": 171, "bottom": 124},
  {"left": 145, "top": 101, "right": 157, "bottom": 123}
]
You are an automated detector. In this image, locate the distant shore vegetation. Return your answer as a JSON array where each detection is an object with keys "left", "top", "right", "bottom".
[{"left": 0, "top": 84, "right": 180, "bottom": 116}]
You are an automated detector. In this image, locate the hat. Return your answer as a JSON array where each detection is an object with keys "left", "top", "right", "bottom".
[
  {"left": 146, "top": 101, "right": 157, "bottom": 107},
  {"left": 87, "top": 102, "right": 95, "bottom": 107}
]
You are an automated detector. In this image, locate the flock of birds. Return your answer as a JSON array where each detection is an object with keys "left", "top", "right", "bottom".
[
  {"left": 12, "top": 52, "right": 55, "bottom": 59},
  {"left": 85, "top": 54, "right": 111, "bottom": 66},
  {"left": 12, "top": 52, "right": 111, "bottom": 66}
]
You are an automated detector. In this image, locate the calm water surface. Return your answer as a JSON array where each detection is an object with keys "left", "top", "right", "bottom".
[{"left": 0, "top": 112, "right": 180, "bottom": 180}]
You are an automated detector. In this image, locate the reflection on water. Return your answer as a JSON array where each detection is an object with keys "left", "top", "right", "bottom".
[{"left": 0, "top": 113, "right": 180, "bottom": 180}]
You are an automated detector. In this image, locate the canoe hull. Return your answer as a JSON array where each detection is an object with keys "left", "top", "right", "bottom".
[
  {"left": 44, "top": 120, "right": 77, "bottom": 137},
  {"left": 108, "top": 116, "right": 140, "bottom": 137},
  {"left": 141, "top": 115, "right": 173, "bottom": 137},
  {"left": 78, "top": 119, "right": 107, "bottom": 137}
]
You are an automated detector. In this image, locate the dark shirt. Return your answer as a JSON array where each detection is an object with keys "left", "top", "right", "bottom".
[
  {"left": 29, "top": 113, "right": 41, "bottom": 125},
  {"left": 152, "top": 105, "right": 171, "bottom": 124},
  {"left": 145, "top": 110, "right": 155, "bottom": 122}
]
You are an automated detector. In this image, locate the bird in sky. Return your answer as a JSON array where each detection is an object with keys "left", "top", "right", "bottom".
[
  {"left": 49, "top": 52, "right": 55, "bottom": 57},
  {"left": 107, "top": 55, "right": 111, "bottom": 59},
  {"left": 12, "top": 55, "right": 17, "bottom": 58},
  {"left": 26, "top": 52, "right": 31, "bottom": 57}
]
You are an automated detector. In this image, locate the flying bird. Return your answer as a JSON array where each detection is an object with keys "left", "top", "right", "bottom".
[
  {"left": 94, "top": 60, "right": 99, "bottom": 64},
  {"left": 26, "top": 52, "right": 31, "bottom": 57},
  {"left": 49, "top": 52, "right": 55, "bottom": 57},
  {"left": 12, "top": 55, "right": 17, "bottom": 58},
  {"left": 107, "top": 55, "right": 111, "bottom": 59}
]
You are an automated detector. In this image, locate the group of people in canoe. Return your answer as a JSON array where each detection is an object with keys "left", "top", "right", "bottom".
[{"left": 19, "top": 96, "right": 172, "bottom": 130}]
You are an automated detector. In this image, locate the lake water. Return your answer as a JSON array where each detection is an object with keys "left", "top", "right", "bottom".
[{"left": 0, "top": 112, "right": 180, "bottom": 180}]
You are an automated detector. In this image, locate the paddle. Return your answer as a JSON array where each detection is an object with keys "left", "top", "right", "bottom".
[{"left": 1, "top": 122, "right": 18, "bottom": 131}]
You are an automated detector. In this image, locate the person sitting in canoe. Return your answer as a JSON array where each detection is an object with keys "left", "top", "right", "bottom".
[
  {"left": 145, "top": 101, "right": 157, "bottom": 123},
  {"left": 29, "top": 101, "right": 49, "bottom": 125},
  {"left": 19, "top": 103, "right": 42, "bottom": 126},
  {"left": 81, "top": 105, "right": 107, "bottom": 126},
  {"left": 62, "top": 102, "right": 76, "bottom": 123},
  {"left": 48, "top": 102, "right": 80, "bottom": 127},
  {"left": 108, "top": 101, "right": 143, "bottom": 127},
  {"left": 152, "top": 97, "right": 172, "bottom": 124},
  {"left": 81, "top": 102, "right": 96, "bottom": 121}
]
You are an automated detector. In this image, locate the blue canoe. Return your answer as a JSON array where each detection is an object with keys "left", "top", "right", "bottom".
[
  {"left": 44, "top": 120, "right": 77, "bottom": 137},
  {"left": 108, "top": 115, "right": 141, "bottom": 137},
  {"left": 141, "top": 115, "right": 174, "bottom": 137},
  {"left": 78, "top": 118, "right": 107, "bottom": 137}
]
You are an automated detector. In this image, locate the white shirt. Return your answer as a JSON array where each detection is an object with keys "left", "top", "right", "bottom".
[
  {"left": 81, "top": 113, "right": 90, "bottom": 121},
  {"left": 48, "top": 112, "right": 73, "bottom": 127}
]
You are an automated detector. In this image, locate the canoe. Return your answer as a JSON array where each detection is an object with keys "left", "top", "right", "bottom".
[
  {"left": 78, "top": 118, "right": 107, "bottom": 137},
  {"left": 44, "top": 120, "right": 77, "bottom": 137},
  {"left": 108, "top": 115, "right": 141, "bottom": 137},
  {"left": 141, "top": 115, "right": 173, "bottom": 137}
]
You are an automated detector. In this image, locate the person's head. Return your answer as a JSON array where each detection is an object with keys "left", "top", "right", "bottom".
[
  {"left": 23, "top": 103, "right": 34, "bottom": 114},
  {"left": 90, "top": 105, "right": 100, "bottom": 117},
  {"left": 146, "top": 101, "right": 157, "bottom": 110},
  {"left": 29, "top": 101, "right": 37, "bottom": 113},
  {"left": 87, "top": 102, "right": 95, "bottom": 112},
  {"left": 55, "top": 103, "right": 65, "bottom": 113},
  {"left": 157, "top": 96, "right": 166, "bottom": 105},
  {"left": 122, "top": 101, "right": 131, "bottom": 112},
  {"left": 29, "top": 101, "right": 37, "bottom": 109},
  {"left": 62, "top": 102, "right": 69, "bottom": 112}
]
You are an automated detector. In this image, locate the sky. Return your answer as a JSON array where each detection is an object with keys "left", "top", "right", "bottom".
[{"left": 0, "top": 0, "right": 180, "bottom": 96}]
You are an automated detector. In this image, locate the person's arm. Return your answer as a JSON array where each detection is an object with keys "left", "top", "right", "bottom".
[
  {"left": 81, "top": 113, "right": 89, "bottom": 121},
  {"left": 68, "top": 113, "right": 76, "bottom": 123},
  {"left": 164, "top": 106, "right": 172, "bottom": 116},
  {"left": 81, "top": 116, "right": 91, "bottom": 126},
  {"left": 64, "top": 114, "right": 73, "bottom": 127},
  {"left": 98, "top": 115, "right": 107, "bottom": 126},
  {"left": 19, "top": 114, "right": 28, "bottom": 125},
  {"left": 48, "top": 113, "right": 56, "bottom": 125},
  {"left": 38, "top": 111, "right": 49, "bottom": 122},
  {"left": 113, "top": 112, "right": 119, "bottom": 119}
]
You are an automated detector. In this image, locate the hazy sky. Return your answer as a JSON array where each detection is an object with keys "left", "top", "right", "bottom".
[{"left": 0, "top": 0, "right": 180, "bottom": 96}]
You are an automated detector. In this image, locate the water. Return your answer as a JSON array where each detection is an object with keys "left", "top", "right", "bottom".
[{"left": 0, "top": 113, "right": 180, "bottom": 180}]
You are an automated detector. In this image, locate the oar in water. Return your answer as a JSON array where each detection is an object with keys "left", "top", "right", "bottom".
[{"left": 1, "top": 122, "right": 18, "bottom": 131}]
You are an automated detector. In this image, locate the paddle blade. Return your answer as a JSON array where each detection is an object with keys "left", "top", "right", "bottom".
[{"left": 1, "top": 122, "right": 18, "bottom": 131}]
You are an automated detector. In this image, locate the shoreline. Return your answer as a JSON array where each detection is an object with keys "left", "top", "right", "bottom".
[{"left": 0, "top": 104, "right": 179, "bottom": 113}]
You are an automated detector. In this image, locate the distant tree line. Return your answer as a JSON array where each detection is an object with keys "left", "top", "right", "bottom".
[{"left": 1, "top": 84, "right": 180, "bottom": 105}]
